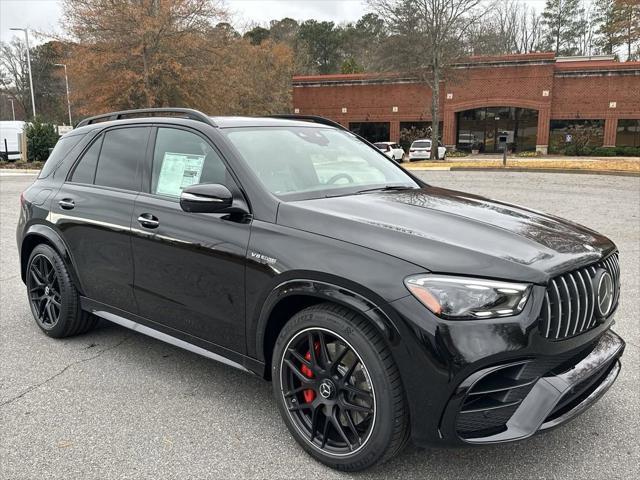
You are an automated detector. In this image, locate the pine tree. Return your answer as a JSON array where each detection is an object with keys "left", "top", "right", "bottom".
[{"left": 542, "top": 0, "right": 585, "bottom": 55}]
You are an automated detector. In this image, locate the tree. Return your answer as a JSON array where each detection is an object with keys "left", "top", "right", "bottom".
[
  {"left": 297, "top": 20, "right": 342, "bottom": 74},
  {"left": 61, "top": 0, "right": 227, "bottom": 113},
  {"left": 594, "top": 0, "right": 619, "bottom": 54},
  {"left": 244, "top": 26, "right": 270, "bottom": 45},
  {"left": 369, "top": 0, "right": 489, "bottom": 158},
  {"left": 613, "top": 0, "right": 640, "bottom": 60},
  {"left": 340, "top": 14, "right": 387, "bottom": 71},
  {"left": 0, "top": 38, "right": 31, "bottom": 119},
  {"left": 25, "top": 117, "right": 59, "bottom": 162},
  {"left": 542, "top": 0, "right": 585, "bottom": 55}
]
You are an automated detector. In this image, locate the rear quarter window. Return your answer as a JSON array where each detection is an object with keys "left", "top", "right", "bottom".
[{"left": 38, "top": 134, "right": 86, "bottom": 179}]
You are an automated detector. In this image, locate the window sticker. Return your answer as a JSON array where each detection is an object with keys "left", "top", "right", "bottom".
[{"left": 156, "top": 152, "right": 205, "bottom": 197}]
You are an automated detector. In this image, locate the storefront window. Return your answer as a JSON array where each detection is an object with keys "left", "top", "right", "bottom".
[
  {"left": 616, "top": 119, "right": 640, "bottom": 147},
  {"left": 456, "top": 107, "right": 537, "bottom": 153},
  {"left": 348, "top": 122, "right": 390, "bottom": 143},
  {"left": 549, "top": 120, "right": 604, "bottom": 149}
]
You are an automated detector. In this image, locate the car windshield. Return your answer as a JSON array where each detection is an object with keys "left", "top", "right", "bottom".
[
  {"left": 224, "top": 126, "right": 419, "bottom": 199},
  {"left": 412, "top": 141, "right": 431, "bottom": 149}
]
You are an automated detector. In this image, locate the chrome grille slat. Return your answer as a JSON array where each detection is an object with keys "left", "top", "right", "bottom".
[
  {"left": 568, "top": 273, "right": 581, "bottom": 335},
  {"left": 559, "top": 277, "right": 572, "bottom": 337},
  {"left": 539, "top": 252, "right": 620, "bottom": 340},
  {"left": 576, "top": 270, "right": 590, "bottom": 333}
]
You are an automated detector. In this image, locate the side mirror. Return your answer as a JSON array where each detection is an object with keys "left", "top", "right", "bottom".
[{"left": 180, "top": 183, "right": 234, "bottom": 213}]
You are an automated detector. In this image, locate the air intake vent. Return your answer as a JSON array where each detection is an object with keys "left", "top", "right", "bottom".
[
  {"left": 457, "top": 362, "right": 535, "bottom": 439},
  {"left": 539, "top": 253, "right": 620, "bottom": 340}
]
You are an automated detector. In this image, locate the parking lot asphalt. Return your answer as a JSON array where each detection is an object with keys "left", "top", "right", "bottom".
[{"left": 1, "top": 171, "right": 638, "bottom": 480}]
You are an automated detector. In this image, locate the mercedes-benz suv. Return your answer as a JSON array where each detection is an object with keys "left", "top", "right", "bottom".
[{"left": 17, "top": 108, "right": 625, "bottom": 471}]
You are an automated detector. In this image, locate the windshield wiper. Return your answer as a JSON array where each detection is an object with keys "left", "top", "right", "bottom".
[{"left": 355, "top": 185, "right": 416, "bottom": 195}]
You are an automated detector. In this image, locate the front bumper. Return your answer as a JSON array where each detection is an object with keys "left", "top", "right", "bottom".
[
  {"left": 444, "top": 329, "right": 624, "bottom": 444},
  {"left": 384, "top": 291, "right": 625, "bottom": 448}
]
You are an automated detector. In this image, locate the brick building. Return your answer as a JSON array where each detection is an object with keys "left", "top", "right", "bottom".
[{"left": 292, "top": 53, "right": 640, "bottom": 154}]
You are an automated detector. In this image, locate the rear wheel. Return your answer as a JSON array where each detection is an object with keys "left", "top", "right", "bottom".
[
  {"left": 272, "top": 303, "right": 409, "bottom": 471},
  {"left": 26, "top": 244, "right": 97, "bottom": 338}
]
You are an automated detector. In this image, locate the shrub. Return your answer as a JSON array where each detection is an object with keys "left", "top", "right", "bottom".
[
  {"left": 25, "top": 118, "right": 59, "bottom": 162},
  {"left": 615, "top": 146, "right": 640, "bottom": 157},
  {"left": 516, "top": 150, "right": 542, "bottom": 157},
  {"left": 591, "top": 147, "right": 617, "bottom": 157},
  {"left": 446, "top": 150, "right": 468, "bottom": 157}
]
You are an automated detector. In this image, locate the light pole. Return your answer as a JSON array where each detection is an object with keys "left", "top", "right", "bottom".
[
  {"left": 9, "top": 98, "right": 16, "bottom": 121},
  {"left": 54, "top": 63, "right": 72, "bottom": 125},
  {"left": 10, "top": 27, "right": 36, "bottom": 119}
]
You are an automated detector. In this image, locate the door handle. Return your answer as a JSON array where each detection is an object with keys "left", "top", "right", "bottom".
[
  {"left": 58, "top": 198, "right": 75, "bottom": 210},
  {"left": 137, "top": 213, "right": 159, "bottom": 229}
]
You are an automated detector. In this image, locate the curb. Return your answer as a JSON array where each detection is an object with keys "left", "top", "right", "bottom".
[
  {"left": 406, "top": 166, "right": 639, "bottom": 177},
  {"left": 0, "top": 169, "right": 40, "bottom": 175}
]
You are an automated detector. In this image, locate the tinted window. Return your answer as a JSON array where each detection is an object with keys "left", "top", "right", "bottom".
[
  {"left": 70, "top": 135, "right": 102, "bottom": 184},
  {"left": 412, "top": 141, "right": 431, "bottom": 148},
  {"left": 94, "top": 127, "right": 149, "bottom": 190},
  {"left": 151, "top": 127, "right": 229, "bottom": 198},
  {"left": 38, "top": 134, "right": 85, "bottom": 179}
]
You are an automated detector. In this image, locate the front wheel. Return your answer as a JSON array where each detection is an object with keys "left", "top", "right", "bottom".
[{"left": 272, "top": 303, "right": 409, "bottom": 471}]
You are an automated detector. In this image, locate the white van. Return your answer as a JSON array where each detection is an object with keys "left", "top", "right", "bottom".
[{"left": 0, "top": 121, "right": 26, "bottom": 160}]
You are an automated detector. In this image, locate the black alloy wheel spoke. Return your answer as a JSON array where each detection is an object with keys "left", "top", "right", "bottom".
[
  {"left": 287, "top": 348, "right": 312, "bottom": 369},
  {"left": 341, "top": 399, "right": 373, "bottom": 415},
  {"left": 28, "top": 255, "right": 61, "bottom": 328},
  {"left": 307, "top": 333, "right": 319, "bottom": 370},
  {"left": 343, "top": 410, "right": 362, "bottom": 446},
  {"left": 330, "top": 406, "right": 354, "bottom": 451},
  {"left": 342, "top": 383, "right": 374, "bottom": 401},
  {"left": 284, "top": 359, "right": 314, "bottom": 384},
  {"left": 317, "top": 331, "right": 331, "bottom": 369},
  {"left": 282, "top": 329, "right": 374, "bottom": 454}
]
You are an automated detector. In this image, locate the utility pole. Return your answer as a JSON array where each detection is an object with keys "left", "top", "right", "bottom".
[
  {"left": 10, "top": 98, "right": 16, "bottom": 121},
  {"left": 54, "top": 63, "right": 73, "bottom": 125},
  {"left": 10, "top": 27, "right": 36, "bottom": 118}
]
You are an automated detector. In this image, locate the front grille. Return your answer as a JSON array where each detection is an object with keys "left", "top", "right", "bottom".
[{"left": 539, "top": 253, "right": 620, "bottom": 340}]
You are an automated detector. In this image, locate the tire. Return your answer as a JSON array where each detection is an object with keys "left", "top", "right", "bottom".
[
  {"left": 26, "top": 244, "right": 97, "bottom": 338},
  {"left": 272, "top": 303, "right": 410, "bottom": 471}
]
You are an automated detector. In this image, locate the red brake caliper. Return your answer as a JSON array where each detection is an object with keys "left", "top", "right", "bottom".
[{"left": 300, "top": 342, "right": 320, "bottom": 403}]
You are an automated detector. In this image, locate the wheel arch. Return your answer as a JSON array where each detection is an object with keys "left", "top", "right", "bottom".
[
  {"left": 20, "top": 224, "right": 84, "bottom": 294},
  {"left": 254, "top": 277, "right": 403, "bottom": 378}
]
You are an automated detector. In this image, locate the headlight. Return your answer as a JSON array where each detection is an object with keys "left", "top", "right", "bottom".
[{"left": 404, "top": 274, "right": 531, "bottom": 319}]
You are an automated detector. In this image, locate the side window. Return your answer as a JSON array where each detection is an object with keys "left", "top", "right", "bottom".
[
  {"left": 38, "top": 134, "right": 85, "bottom": 179},
  {"left": 151, "top": 127, "right": 229, "bottom": 198},
  {"left": 70, "top": 135, "right": 102, "bottom": 184},
  {"left": 94, "top": 127, "right": 149, "bottom": 191}
]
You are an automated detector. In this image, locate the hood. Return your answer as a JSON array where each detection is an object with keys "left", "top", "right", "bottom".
[{"left": 276, "top": 186, "right": 615, "bottom": 284}]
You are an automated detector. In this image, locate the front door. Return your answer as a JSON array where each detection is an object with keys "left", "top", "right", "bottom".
[
  {"left": 52, "top": 126, "right": 150, "bottom": 313},
  {"left": 131, "top": 126, "right": 250, "bottom": 352}
]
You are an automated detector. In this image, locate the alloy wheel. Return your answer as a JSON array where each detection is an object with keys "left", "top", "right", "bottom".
[
  {"left": 280, "top": 327, "right": 376, "bottom": 456},
  {"left": 27, "top": 254, "right": 62, "bottom": 328}
]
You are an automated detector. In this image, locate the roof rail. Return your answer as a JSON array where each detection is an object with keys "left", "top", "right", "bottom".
[
  {"left": 76, "top": 108, "right": 216, "bottom": 128},
  {"left": 269, "top": 114, "right": 350, "bottom": 132}
]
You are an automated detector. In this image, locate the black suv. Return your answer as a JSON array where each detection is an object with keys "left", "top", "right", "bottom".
[{"left": 17, "top": 108, "right": 625, "bottom": 471}]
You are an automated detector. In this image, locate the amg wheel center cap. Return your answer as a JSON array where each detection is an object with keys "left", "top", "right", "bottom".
[{"left": 319, "top": 380, "right": 335, "bottom": 399}]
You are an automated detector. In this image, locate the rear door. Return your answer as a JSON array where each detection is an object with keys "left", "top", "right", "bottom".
[
  {"left": 130, "top": 126, "right": 251, "bottom": 352},
  {"left": 52, "top": 126, "right": 150, "bottom": 313}
]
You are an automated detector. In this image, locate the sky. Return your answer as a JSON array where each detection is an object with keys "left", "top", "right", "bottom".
[{"left": 0, "top": 0, "right": 550, "bottom": 44}]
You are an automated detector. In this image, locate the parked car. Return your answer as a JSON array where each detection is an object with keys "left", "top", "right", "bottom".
[
  {"left": 17, "top": 109, "right": 625, "bottom": 471},
  {"left": 0, "top": 120, "right": 25, "bottom": 161},
  {"left": 408, "top": 138, "right": 446, "bottom": 160},
  {"left": 374, "top": 141, "right": 404, "bottom": 162}
]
